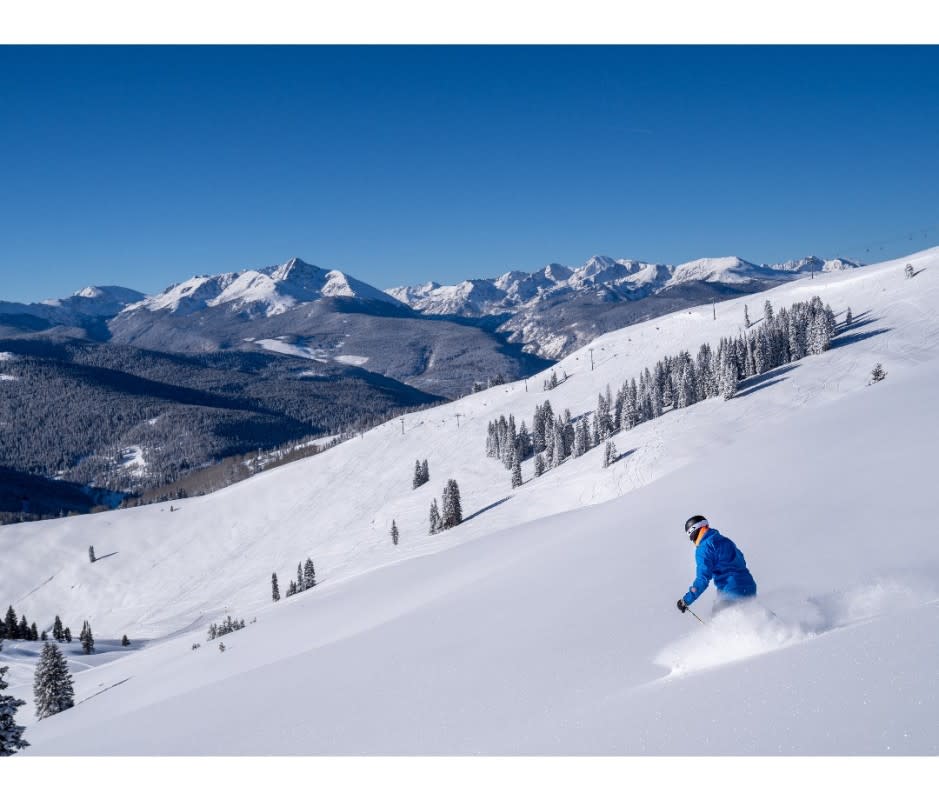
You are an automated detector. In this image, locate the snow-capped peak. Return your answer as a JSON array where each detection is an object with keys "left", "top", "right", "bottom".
[{"left": 123, "top": 258, "right": 404, "bottom": 317}]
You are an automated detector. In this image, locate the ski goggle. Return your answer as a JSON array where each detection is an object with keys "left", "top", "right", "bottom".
[{"left": 685, "top": 519, "right": 709, "bottom": 537}]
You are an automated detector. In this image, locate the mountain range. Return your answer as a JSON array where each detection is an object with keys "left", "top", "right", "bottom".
[
  {"left": 387, "top": 254, "right": 862, "bottom": 358},
  {"left": 0, "top": 252, "right": 864, "bottom": 509}
]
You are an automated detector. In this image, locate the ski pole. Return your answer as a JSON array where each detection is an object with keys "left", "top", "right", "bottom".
[{"left": 687, "top": 607, "right": 706, "bottom": 626}]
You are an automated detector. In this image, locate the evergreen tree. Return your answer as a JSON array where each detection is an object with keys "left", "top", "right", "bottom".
[
  {"left": 219, "top": 642, "right": 226, "bottom": 653},
  {"left": 0, "top": 654, "right": 29, "bottom": 755},
  {"left": 422, "top": 459, "right": 429, "bottom": 484},
  {"left": 744, "top": 304, "right": 751, "bottom": 328},
  {"left": 88, "top": 546, "right": 96, "bottom": 563},
  {"left": 52, "top": 615, "right": 64, "bottom": 642},
  {"left": 17, "top": 617, "right": 28, "bottom": 641},
  {"left": 871, "top": 363, "right": 886, "bottom": 383},
  {"left": 391, "top": 520, "right": 399, "bottom": 546},
  {"left": 3, "top": 607, "right": 16, "bottom": 640},
  {"left": 41, "top": 631, "right": 47, "bottom": 642},
  {"left": 33, "top": 642, "right": 74, "bottom": 720},
  {"left": 549, "top": 423, "right": 563, "bottom": 468},
  {"left": 297, "top": 562, "right": 304, "bottom": 592},
  {"left": 845, "top": 307, "right": 853, "bottom": 326},
  {"left": 29, "top": 623, "right": 38, "bottom": 642},
  {"left": 79, "top": 621, "right": 94, "bottom": 655},
  {"left": 271, "top": 572, "right": 280, "bottom": 602},
  {"left": 413, "top": 459, "right": 423, "bottom": 489},
  {"left": 533, "top": 452, "right": 545, "bottom": 477},
  {"left": 719, "top": 357, "right": 738, "bottom": 400},
  {"left": 603, "top": 440, "right": 618, "bottom": 468},
  {"left": 303, "top": 558, "right": 316, "bottom": 589},
  {"left": 441, "top": 480, "right": 463, "bottom": 529},
  {"left": 511, "top": 455, "right": 523, "bottom": 489},
  {"left": 573, "top": 417, "right": 587, "bottom": 457},
  {"left": 286, "top": 581, "right": 297, "bottom": 598},
  {"left": 429, "top": 498, "right": 441, "bottom": 535},
  {"left": 517, "top": 421, "right": 532, "bottom": 460},
  {"left": 905, "top": 263, "right": 914, "bottom": 279},
  {"left": 121, "top": 635, "right": 130, "bottom": 647},
  {"left": 63, "top": 627, "right": 71, "bottom": 643},
  {"left": 763, "top": 299, "right": 774, "bottom": 324}
]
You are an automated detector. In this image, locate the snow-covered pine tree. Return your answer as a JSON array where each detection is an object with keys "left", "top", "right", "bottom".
[
  {"left": 905, "top": 263, "right": 914, "bottom": 279},
  {"left": 441, "top": 479, "right": 463, "bottom": 529},
  {"left": 720, "top": 355, "right": 738, "bottom": 400},
  {"left": 429, "top": 498, "right": 441, "bottom": 535},
  {"left": 511, "top": 455, "right": 522, "bottom": 489},
  {"left": 871, "top": 363, "right": 886, "bottom": 383},
  {"left": 286, "top": 581, "right": 297, "bottom": 597},
  {"left": 52, "top": 615, "right": 63, "bottom": 642},
  {"left": 534, "top": 452, "right": 545, "bottom": 477},
  {"left": 744, "top": 304, "right": 751, "bottom": 328},
  {"left": 603, "top": 439, "right": 617, "bottom": 468},
  {"left": 517, "top": 421, "right": 531, "bottom": 461},
  {"left": 562, "top": 415, "right": 575, "bottom": 457},
  {"left": 41, "top": 631, "right": 47, "bottom": 642},
  {"left": 33, "top": 641, "right": 74, "bottom": 720},
  {"left": 551, "top": 424, "right": 564, "bottom": 468},
  {"left": 29, "top": 623, "right": 38, "bottom": 642},
  {"left": 573, "top": 417, "right": 587, "bottom": 457},
  {"left": 207, "top": 623, "right": 218, "bottom": 640},
  {"left": 0, "top": 654, "right": 28, "bottom": 755},
  {"left": 79, "top": 622, "right": 94, "bottom": 655},
  {"left": 17, "top": 617, "right": 28, "bottom": 641},
  {"left": 413, "top": 459, "right": 423, "bottom": 489},
  {"left": 422, "top": 459, "right": 429, "bottom": 484},
  {"left": 532, "top": 404, "right": 546, "bottom": 454},
  {"left": 303, "top": 558, "right": 316, "bottom": 589},
  {"left": 845, "top": 307, "right": 853, "bottom": 326},
  {"left": 271, "top": 572, "right": 280, "bottom": 602},
  {"left": 391, "top": 520, "right": 399, "bottom": 546},
  {"left": 807, "top": 313, "right": 823, "bottom": 355},
  {"left": 88, "top": 546, "right": 95, "bottom": 563},
  {"left": 763, "top": 299, "right": 774, "bottom": 324},
  {"left": 63, "top": 627, "right": 71, "bottom": 643},
  {"left": 297, "top": 562, "right": 304, "bottom": 592}
]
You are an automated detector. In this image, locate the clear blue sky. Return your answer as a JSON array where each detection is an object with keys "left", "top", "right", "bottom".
[{"left": 2, "top": 45, "right": 938, "bottom": 302}]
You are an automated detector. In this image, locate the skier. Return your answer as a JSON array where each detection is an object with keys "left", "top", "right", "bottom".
[{"left": 676, "top": 515, "right": 757, "bottom": 615}]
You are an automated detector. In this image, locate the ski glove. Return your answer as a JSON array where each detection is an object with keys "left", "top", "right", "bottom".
[{"left": 677, "top": 599, "right": 688, "bottom": 614}]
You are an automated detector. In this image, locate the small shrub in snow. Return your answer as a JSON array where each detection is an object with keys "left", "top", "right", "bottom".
[{"left": 870, "top": 363, "right": 886, "bottom": 383}]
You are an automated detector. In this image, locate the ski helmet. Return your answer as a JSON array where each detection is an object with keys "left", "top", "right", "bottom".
[{"left": 684, "top": 515, "right": 709, "bottom": 541}]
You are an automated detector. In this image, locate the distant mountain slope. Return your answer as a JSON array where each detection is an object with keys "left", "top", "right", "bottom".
[
  {"left": 109, "top": 258, "right": 552, "bottom": 397},
  {"left": 0, "top": 285, "right": 144, "bottom": 339},
  {"left": 388, "top": 254, "right": 863, "bottom": 357},
  {"left": 0, "top": 337, "right": 442, "bottom": 511}
]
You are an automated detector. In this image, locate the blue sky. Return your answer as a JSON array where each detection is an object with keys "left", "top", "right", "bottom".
[{"left": 1, "top": 45, "right": 938, "bottom": 302}]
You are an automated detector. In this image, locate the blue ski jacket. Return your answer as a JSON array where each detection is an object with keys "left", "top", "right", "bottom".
[{"left": 682, "top": 527, "right": 756, "bottom": 606}]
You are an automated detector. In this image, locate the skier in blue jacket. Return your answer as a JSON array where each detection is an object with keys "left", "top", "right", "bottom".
[{"left": 677, "top": 515, "right": 757, "bottom": 615}]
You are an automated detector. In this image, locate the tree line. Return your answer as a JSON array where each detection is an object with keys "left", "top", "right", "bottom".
[{"left": 484, "top": 296, "right": 840, "bottom": 481}]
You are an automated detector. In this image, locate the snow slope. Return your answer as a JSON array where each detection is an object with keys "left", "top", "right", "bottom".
[{"left": 3, "top": 247, "right": 938, "bottom": 755}]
